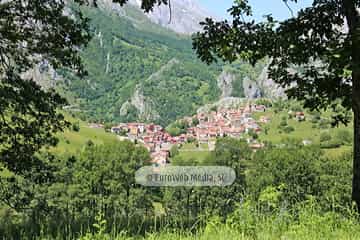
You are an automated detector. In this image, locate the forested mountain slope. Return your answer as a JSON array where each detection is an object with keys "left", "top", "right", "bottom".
[{"left": 56, "top": 1, "right": 274, "bottom": 126}]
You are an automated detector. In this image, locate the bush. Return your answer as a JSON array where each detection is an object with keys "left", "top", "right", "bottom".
[
  {"left": 336, "top": 129, "right": 352, "bottom": 145},
  {"left": 255, "top": 98, "right": 272, "bottom": 107},
  {"left": 167, "top": 127, "right": 181, "bottom": 137},
  {"left": 320, "top": 132, "right": 332, "bottom": 142},
  {"left": 166, "top": 120, "right": 189, "bottom": 136},
  {"left": 290, "top": 104, "right": 303, "bottom": 112},
  {"left": 72, "top": 121, "right": 80, "bottom": 132},
  {"left": 104, "top": 123, "right": 112, "bottom": 132},
  {"left": 192, "top": 118, "right": 199, "bottom": 126},
  {"left": 320, "top": 140, "right": 342, "bottom": 149},
  {"left": 248, "top": 129, "right": 259, "bottom": 139},
  {"left": 170, "top": 145, "right": 179, "bottom": 157},
  {"left": 279, "top": 120, "right": 288, "bottom": 128},
  {"left": 210, "top": 105, "right": 218, "bottom": 112},
  {"left": 283, "top": 126, "right": 295, "bottom": 133}
]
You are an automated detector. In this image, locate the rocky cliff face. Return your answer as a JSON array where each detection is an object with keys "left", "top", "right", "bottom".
[
  {"left": 120, "top": 85, "right": 160, "bottom": 121},
  {"left": 98, "top": 0, "right": 212, "bottom": 34},
  {"left": 21, "top": 60, "right": 61, "bottom": 90},
  {"left": 242, "top": 64, "right": 285, "bottom": 99},
  {"left": 132, "top": 0, "right": 212, "bottom": 34},
  {"left": 217, "top": 70, "right": 235, "bottom": 99},
  {"left": 256, "top": 65, "right": 286, "bottom": 98}
]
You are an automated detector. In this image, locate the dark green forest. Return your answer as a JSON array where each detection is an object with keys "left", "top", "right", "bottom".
[{"left": 0, "top": 138, "right": 355, "bottom": 239}]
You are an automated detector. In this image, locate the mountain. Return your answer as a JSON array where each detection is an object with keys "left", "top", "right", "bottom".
[
  {"left": 49, "top": 1, "right": 276, "bottom": 126},
  {"left": 129, "top": 0, "right": 214, "bottom": 34},
  {"left": 97, "top": 0, "right": 213, "bottom": 34}
]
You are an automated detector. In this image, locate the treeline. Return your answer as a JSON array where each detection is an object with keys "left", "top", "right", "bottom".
[{"left": 0, "top": 137, "right": 354, "bottom": 239}]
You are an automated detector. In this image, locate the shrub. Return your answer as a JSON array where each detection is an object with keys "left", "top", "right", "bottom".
[
  {"left": 170, "top": 145, "right": 179, "bottom": 157},
  {"left": 279, "top": 120, "right": 287, "bottom": 128},
  {"left": 72, "top": 121, "right": 80, "bottom": 132},
  {"left": 320, "top": 140, "right": 342, "bottom": 149},
  {"left": 192, "top": 118, "right": 199, "bottom": 126},
  {"left": 248, "top": 129, "right": 259, "bottom": 139},
  {"left": 167, "top": 127, "right": 181, "bottom": 137},
  {"left": 320, "top": 132, "right": 332, "bottom": 142},
  {"left": 249, "top": 147, "right": 323, "bottom": 203},
  {"left": 311, "top": 117, "right": 319, "bottom": 123},
  {"left": 210, "top": 105, "right": 218, "bottom": 112},
  {"left": 187, "top": 136, "right": 196, "bottom": 143},
  {"left": 283, "top": 126, "right": 295, "bottom": 133},
  {"left": 290, "top": 104, "right": 303, "bottom": 112}
]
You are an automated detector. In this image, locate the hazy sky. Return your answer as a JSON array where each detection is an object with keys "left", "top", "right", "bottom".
[{"left": 197, "top": 0, "right": 313, "bottom": 21}]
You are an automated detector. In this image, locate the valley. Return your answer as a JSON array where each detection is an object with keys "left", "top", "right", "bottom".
[
  {"left": 1, "top": 0, "right": 359, "bottom": 239},
  {"left": 55, "top": 99, "right": 353, "bottom": 167}
]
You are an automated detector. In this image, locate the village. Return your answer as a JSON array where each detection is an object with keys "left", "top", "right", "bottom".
[
  {"left": 89, "top": 103, "right": 308, "bottom": 166},
  {"left": 104, "top": 103, "right": 277, "bottom": 166}
]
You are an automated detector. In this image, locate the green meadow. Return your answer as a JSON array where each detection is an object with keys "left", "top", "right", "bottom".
[{"left": 51, "top": 114, "right": 118, "bottom": 155}]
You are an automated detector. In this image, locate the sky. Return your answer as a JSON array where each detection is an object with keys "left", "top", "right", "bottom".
[{"left": 198, "top": 0, "right": 313, "bottom": 21}]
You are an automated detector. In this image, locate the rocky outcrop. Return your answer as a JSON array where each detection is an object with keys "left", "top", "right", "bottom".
[
  {"left": 21, "top": 60, "right": 61, "bottom": 89},
  {"left": 197, "top": 97, "right": 248, "bottom": 114},
  {"left": 217, "top": 70, "right": 235, "bottom": 99},
  {"left": 120, "top": 85, "right": 160, "bottom": 121},
  {"left": 243, "top": 76, "right": 262, "bottom": 99},
  {"left": 242, "top": 64, "right": 286, "bottom": 99},
  {"left": 147, "top": 58, "right": 179, "bottom": 81},
  {"left": 255, "top": 65, "right": 286, "bottom": 99}
]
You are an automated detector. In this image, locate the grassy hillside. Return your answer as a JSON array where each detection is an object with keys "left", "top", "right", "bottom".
[
  {"left": 253, "top": 111, "right": 352, "bottom": 143},
  {"left": 172, "top": 102, "right": 354, "bottom": 164},
  {"left": 51, "top": 114, "right": 118, "bottom": 155}
]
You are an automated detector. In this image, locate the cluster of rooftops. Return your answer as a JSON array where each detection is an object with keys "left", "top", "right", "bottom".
[{"left": 105, "top": 104, "right": 274, "bottom": 166}]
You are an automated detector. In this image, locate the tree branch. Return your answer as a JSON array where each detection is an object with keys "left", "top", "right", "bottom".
[
  {"left": 168, "top": 0, "right": 172, "bottom": 24},
  {"left": 283, "top": 0, "right": 294, "bottom": 18}
]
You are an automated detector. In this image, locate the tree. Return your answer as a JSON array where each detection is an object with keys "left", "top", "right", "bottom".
[
  {"left": 193, "top": 0, "right": 360, "bottom": 211},
  {"left": 0, "top": 0, "right": 90, "bottom": 210},
  {"left": 248, "top": 129, "right": 259, "bottom": 140},
  {"left": 249, "top": 147, "right": 322, "bottom": 204},
  {"left": 170, "top": 145, "right": 179, "bottom": 158},
  {"left": 72, "top": 121, "right": 81, "bottom": 132},
  {"left": 192, "top": 117, "right": 200, "bottom": 126},
  {"left": 0, "top": 0, "right": 166, "bottom": 210}
]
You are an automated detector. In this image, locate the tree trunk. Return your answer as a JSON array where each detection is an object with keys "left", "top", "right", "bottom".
[
  {"left": 352, "top": 71, "right": 360, "bottom": 212},
  {"left": 343, "top": 0, "right": 360, "bottom": 212}
]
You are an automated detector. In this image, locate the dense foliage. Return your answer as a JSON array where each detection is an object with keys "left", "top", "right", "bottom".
[
  {"left": 0, "top": 0, "right": 91, "bottom": 211},
  {"left": 60, "top": 4, "right": 225, "bottom": 126},
  {"left": 192, "top": 0, "right": 360, "bottom": 211},
  {"left": 0, "top": 137, "right": 354, "bottom": 239}
]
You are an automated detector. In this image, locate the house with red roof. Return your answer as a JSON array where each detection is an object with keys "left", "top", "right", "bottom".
[{"left": 295, "top": 112, "right": 306, "bottom": 121}]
